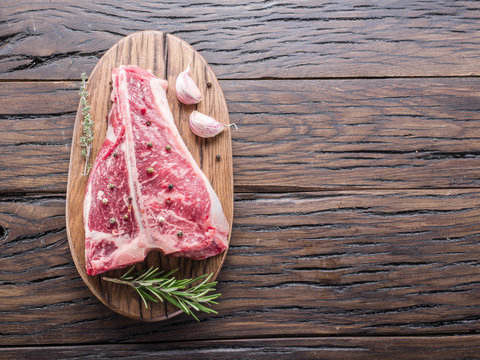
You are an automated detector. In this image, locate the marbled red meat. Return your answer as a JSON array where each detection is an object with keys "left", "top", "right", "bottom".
[{"left": 83, "top": 65, "right": 229, "bottom": 276}]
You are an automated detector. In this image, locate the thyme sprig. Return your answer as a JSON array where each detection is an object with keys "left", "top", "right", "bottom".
[
  {"left": 79, "top": 72, "right": 94, "bottom": 175},
  {"left": 103, "top": 266, "right": 221, "bottom": 321}
]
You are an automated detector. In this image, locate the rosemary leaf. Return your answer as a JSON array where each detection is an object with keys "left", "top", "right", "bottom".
[
  {"left": 103, "top": 266, "right": 221, "bottom": 321},
  {"left": 120, "top": 266, "right": 135, "bottom": 279},
  {"left": 135, "top": 288, "right": 149, "bottom": 308}
]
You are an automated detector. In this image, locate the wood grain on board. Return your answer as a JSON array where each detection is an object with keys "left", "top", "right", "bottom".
[
  {"left": 2, "top": 336, "right": 480, "bottom": 360},
  {"left": 2, "top": 78, "right": 480, "bottom": 193},
  {"left": 66, "top": 31, "right": 233, "bottom": 321},
  {"left": 1, "top": 1, "right": 479, "bottom": 80},
  {"left": 2, "top": 191, "right": 480, "bottom": 344}
]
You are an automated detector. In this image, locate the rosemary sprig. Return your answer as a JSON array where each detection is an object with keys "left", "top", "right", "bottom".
[
  {"left": 102, "top": 267, "right": 221, "bottom": 321},
  {"left": 79, "top": 72, "right": 94, "bottom": 175}
]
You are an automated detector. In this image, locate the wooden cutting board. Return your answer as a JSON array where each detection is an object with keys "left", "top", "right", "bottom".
[{"left": 66, "top": 30, "right": 233, "bottom": 321}]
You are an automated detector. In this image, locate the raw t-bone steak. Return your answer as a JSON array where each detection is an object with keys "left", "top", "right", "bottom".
[{"left": 83, "top": 65, "right": 229, "bottom": 276}]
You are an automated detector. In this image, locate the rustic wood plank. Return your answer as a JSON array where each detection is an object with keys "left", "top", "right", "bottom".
[
  {"left": 1, "top": 1, "right": 480, "bottom": 80},
  {"left": 1, "top": 191, "right": 480, "bottom": 344},
  {"left": 2, "top": 336, "right": 480, "bottom": 360},
  {"left": 2, "top": 78, "right": 480, "bottom": 193}
]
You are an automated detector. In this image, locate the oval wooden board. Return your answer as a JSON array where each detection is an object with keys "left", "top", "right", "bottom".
[{"left": 66, "top": 30, "right": 233, "bottom": 321}]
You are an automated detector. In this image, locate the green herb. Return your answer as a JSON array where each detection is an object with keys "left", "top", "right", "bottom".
[
  {"left": 123, "top": 214, "right": 128, "bottom": 220},
  {"left": 147, "top": 167, "right": 154, "bottom": 174},
  {"left": 166, "top": 144, "right": 172, "bottom": 152},
  {"left": 79, "top": 72, "right": 94, "bottom": 176},
  {"left": 147, "top": 141, "right": 153, "bottom": 148},
  {"left": 108, "top": 184, "right": 115, "bottom": 190},
  {"left": 109, "top": 217, "right": 116, "bottom": 224},
  {"left": 177, "top": 230, "right": 183, "bottom": 237},
  {"left": 168, "top": 183, "right": 174, "bottom": 190},
  {"left": 103, "top": 266, "right": 221, "bottom": 321}
]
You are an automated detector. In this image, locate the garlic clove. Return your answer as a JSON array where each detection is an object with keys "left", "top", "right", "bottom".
[
  {"left": 176, "top": 64, "right": 202, "bottom": 105},
  {"left": 189, "top": 111, "right": 237, "bottom": 138}
]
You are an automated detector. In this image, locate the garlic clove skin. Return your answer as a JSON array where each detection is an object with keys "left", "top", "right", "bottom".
[
  {"left": 189, "top": 111, "right": 236, "bottom": 138},
  {"left": 176, "top": 64, "right": 202, "bottom": 105}
]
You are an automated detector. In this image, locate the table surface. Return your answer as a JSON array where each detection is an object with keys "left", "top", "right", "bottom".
[{"left": 1, "top": 1, "right": 480, "bottom": 359}]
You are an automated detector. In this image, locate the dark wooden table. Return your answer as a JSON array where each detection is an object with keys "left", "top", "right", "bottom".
[{"left": 2, "top": 1, "right": 480, "bottom": 359}]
